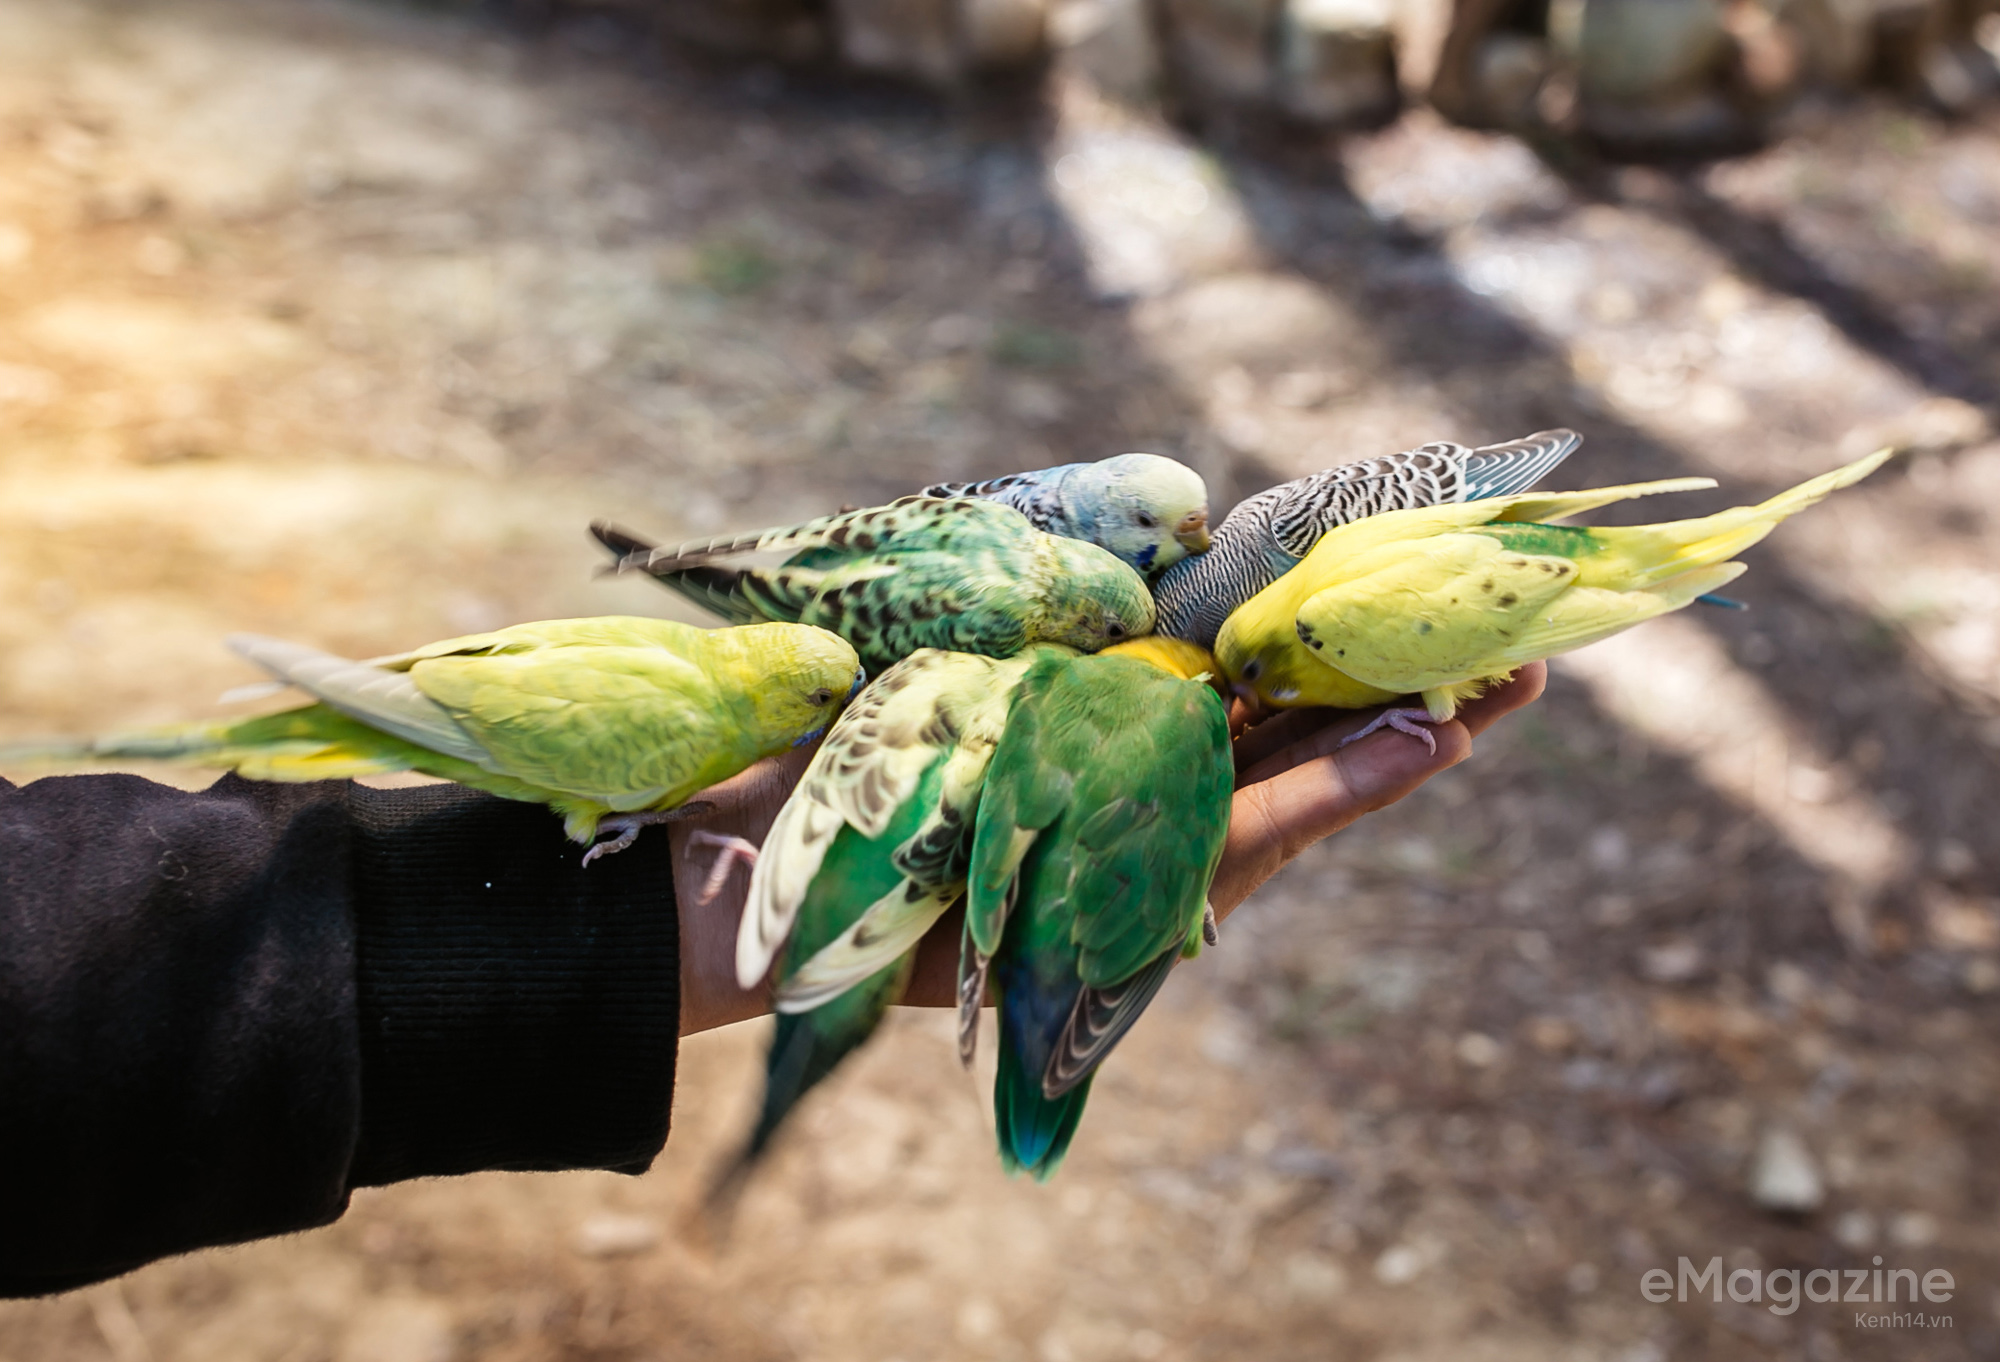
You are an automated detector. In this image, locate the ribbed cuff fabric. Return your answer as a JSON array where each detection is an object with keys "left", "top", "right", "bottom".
[{"left": 344, "top": 784, "right": 679, "bottom": 1185}]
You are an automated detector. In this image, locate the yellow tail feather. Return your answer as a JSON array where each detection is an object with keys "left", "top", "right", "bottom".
[{"left": 1582, "top": 448, "right": 1894, "bottom": 591}]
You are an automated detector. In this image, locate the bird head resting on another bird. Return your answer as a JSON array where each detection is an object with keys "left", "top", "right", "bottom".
[
  {"left": 703, "top": 622, "right": 867, "bottom": 748},
  {"left": 1059, "top": 453, "right": 1211, "bottom": 578},
  {"left": 1027, "top": 536, "right": 1161, "bottom": 653}
]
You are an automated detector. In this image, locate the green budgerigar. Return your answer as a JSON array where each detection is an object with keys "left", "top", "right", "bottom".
[
  {"left": 961, "top": 636, "right": 1234, "bottom": 1180},
  {"left": 1218, "top": 449, "right": 1894, "bottom": 741},
  {"left": 592, "top": 497, "right": 1156, "bottom": 675},
  {"left": 717, "top": 648, "right": 1043, "bottom": 1184},
  {"left": 8, "top": 617, "right": 863, "bottom": 861}
]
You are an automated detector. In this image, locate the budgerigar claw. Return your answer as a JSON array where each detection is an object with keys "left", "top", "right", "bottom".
[
  {"left": 580, "top": 802, "right": 717, "bottom": 866},
  {"left": 687, "top": 830, "right": 761, "bottom": 903},
  {"left": 581, "top": 825, "right": 641, "bottom": 866},
  {"left": 1337, "top": 706, "right": 1442, "bottom": 756}
]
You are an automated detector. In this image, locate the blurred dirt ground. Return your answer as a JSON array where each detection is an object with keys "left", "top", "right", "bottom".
[{"left": 2, "top": 2, "right": 1999, "bottom": 1359}]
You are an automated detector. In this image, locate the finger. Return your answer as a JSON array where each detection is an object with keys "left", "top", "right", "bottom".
[
  {"left": 1456, "top": 661, "right": 1548, "bottom": 739},
  {"left": 671, "top": 743, "right": 817, "bottom": 1036},
  {"left": 901, "top": 903, "right": 966, "bottom": 1010},
  {"left": 1232, "top": 706, "right": 1348, "bottom": 774},
  {"left": 1210, "top": 719, "right": 1472, "bottom": 919}
]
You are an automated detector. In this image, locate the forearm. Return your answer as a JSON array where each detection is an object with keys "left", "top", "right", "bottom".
[{"left": 0, "top": 774, "right": 682, "bottom": 1297}]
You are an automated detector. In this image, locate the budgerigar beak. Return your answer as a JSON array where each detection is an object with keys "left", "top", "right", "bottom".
[{"left": 1174, "top": 509, "right": 1211, "bottom": 555}]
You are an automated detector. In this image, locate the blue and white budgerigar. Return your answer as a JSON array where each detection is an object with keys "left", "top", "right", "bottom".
[
  {"left": 1154, "top": 429, "right": 1582, "bottom": 648},
  {"left": 921, "top": 452, "right": 1211, "bottom": 580}
]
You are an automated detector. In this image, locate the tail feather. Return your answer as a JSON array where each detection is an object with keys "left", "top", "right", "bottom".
[
  {"left": 1494, "top": 475, "right": 1719, "bottom": 525},
  {"left": 602, "top": 515, "right": 828, "bottom": 574},
  {"left": 995, "top": 1040, "right": 1093, "bottom": 1180},
  {"left": 1591, "top": 449, "right": 1894, "bottom": 590},
  {"left": 703, "top": 959, "right": 908, "bottom": 1224},
  {"left": 0, "top": 707, "right": 420, "bottom": 781},
  {"left": 589, "top": 520, "right": 657, "bottom": 562}
]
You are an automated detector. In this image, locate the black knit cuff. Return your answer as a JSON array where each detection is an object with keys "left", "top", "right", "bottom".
[{"left": 344, "top": 784, "right": 679, "bottom": 1185}]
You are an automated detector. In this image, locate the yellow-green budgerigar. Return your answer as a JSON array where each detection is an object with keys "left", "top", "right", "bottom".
[
  {"left": 7, "top": 617, "right": 864, "bottom": 862},
  {"left": 1218, "top": 449, "right": 1893, "bottom": 744}
]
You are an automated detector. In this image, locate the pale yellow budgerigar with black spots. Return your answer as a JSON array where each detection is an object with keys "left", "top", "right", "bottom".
[
  {"left": 4, "top": 617, "right": 865, "bottom": 863},
  {"left": 1217, "top": 449, "right": 1893, "bottom": 747}
]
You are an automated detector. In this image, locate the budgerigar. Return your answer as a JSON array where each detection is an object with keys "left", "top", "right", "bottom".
[
  {"left": 1218, "top": 449, "right": 1893, "bottom": 745},
  {"left": 7, "top": 618, "right": 863, "bottom": 862},
  {"left": 593, "top": 498, "right": 1156, "bottom": 675},
  {"left": 711, "top": 648, "right": 1043, "bottom": 1197},
  {"left": 921, "top": 452, "right": 1211, "bottom": 580},
  {"left": 1154, "top": 429, "right": 1582, "bottom": 648},
  {"left": 960, "top": 636, "right": 1234, "bottom": 1180}
]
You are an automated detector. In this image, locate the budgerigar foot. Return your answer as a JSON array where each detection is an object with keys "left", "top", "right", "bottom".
[
  {"left": 687, "top": 829, "right": 760, "bottom": 903},
  {"left": 1336, "top": 706, "right": 1441, "bottom": 756},
  {"left": 581, "top": 802, "right": 717, "bottom": 866},
  {"left": 1202, "top": 901, "right": 1219, "bottom": 947}
]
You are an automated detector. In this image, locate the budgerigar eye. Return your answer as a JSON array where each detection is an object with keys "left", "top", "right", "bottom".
[
  {"left": 1242, "top": 659, "right": 1264, "bottom": 681},
  {"left": 807, "top": 688, "right": 834, "bottom": 706},
  {"left": 1105, "top": 619, "right": 1128, "bottom": 640},
  {"left": 1136, "top": 511, "right": 1158, "bottom": 529}
]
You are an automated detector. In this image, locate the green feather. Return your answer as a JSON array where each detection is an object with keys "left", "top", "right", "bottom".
[
  {"left": 722, "top": 649, "right": 1043, "bottom": 1192},
  {"left": 599, "top": 499, "right": 1156, "bottom": 675},
  {"left": 966, "top": 651, "right": 1233, "bottom": 1177}
]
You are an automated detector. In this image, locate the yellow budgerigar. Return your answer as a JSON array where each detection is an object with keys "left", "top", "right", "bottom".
[
  {"left": 1217, "top": 449, "right": 1893, "bottom": 746},
  {"left": 5, "top": 617, "right": 864, "bottom": 862}
]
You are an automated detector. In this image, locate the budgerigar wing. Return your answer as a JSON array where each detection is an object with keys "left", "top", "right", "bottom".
[
  {"left": 739, "top": 649, "right": 1025, "bottom": 989},
  {"left": 408, "top": 643, "right": 725, "bottom": 808}
]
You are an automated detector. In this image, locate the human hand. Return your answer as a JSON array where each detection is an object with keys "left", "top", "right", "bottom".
[{"left": 671, "top": 663, "right": 1546, "bottom": 1035}]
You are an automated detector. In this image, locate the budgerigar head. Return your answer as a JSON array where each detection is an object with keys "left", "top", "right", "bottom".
[
  {"left": 1065, "top": 453, "right": 1210, "bottom": 580},
  {"left": 724, "top": 623, "right": 867, "bottom": 751},
  {"left": 1214, "top": 599, "right": 1326, "bottom": 711},
  {"left": 1029, "top": 538, "right": 1159, "bottom": 653}
]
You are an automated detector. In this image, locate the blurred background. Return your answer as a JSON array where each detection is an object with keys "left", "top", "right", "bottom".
[{"left": 0, "top": 0, "right": 1997, "bottom": 1357}]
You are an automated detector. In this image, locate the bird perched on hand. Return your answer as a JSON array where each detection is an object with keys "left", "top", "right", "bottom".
[
  {"left": 594, "top": 498, "right": 1156, "bottom": 675},
  {"left": 920, "top": 452, "right": 1211, "bottom": 581},
  {"left": 961, "top": 636, "right": 1234, "bottom": 1180},
  {"left": 1219, "top": 449, "right": 1893, "bottom": 745},
  {"left": 714, "top": 648, "right": 1043, "bottom": 1199},
  {"left": 6, "top": 617, "right": 862, "bottom": 862},
  {"left": 1154, "top": 429, "right": 1581, "bottom": 648}
]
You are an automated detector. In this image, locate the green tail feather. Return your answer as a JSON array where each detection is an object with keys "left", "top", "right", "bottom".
[
  {"left": 704, "top": 959, "right": 906, "bottom": 1222},
  {"left": 994, "top": 1041, "right": 1094, "bottom": 1182},
  {"left": 747, "top": 961, "right": 906, "bottom": 1160}
]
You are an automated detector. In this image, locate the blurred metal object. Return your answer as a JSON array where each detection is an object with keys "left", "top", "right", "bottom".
[
  {"left": 1278, "top": 0, "right": 1404, "bottom": 126},
  {"left": 1159, "top": 0, "right": 1286, "bottom": 103},
  {"left": 656, "top": 0, "right": 829, "bottom": 60},
  {"left": 962, "top": 0, "right": 1053, "bottom": 66},
  {"left": 1050, "top": 0, "right": 1165, "bottom": 101},
  {"left": 833, "top": 0, "right": 962, "bottom": 81}
]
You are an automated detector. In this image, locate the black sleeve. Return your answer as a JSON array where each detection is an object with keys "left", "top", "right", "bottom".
[{"left": 0, "top": 772, "right": 680, "bottom": 1299}]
